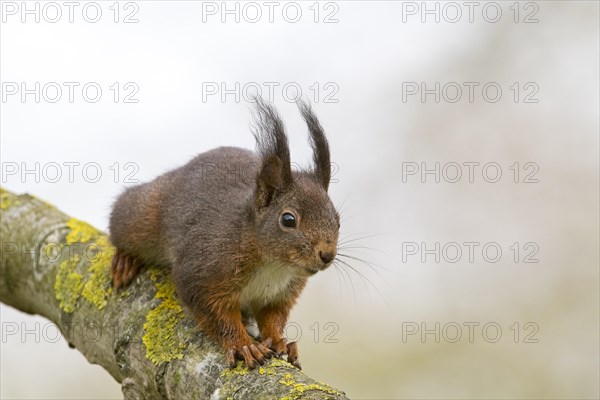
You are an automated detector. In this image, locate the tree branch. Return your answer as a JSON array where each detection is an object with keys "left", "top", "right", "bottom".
[{"left": 0, "top": 188, "right": 349, "bottom": 400}]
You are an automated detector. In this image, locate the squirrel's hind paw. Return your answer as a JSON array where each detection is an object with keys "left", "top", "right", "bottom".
[{"left": 111, "top": 250, "right": 142, "bottom": 289}]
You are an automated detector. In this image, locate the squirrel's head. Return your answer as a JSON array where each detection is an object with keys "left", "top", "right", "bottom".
[{"left": 251, "top": 98, "right": 339, "bottom": 276}]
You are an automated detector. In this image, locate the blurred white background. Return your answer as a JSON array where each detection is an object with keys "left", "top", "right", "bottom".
[{"left": 1, "top": 1, "right": 598, "bottom": 399}]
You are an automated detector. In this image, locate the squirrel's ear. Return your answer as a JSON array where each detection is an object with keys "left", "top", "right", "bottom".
[
  {"left": 251, "top": 97, "right": 293, "bottom": 208},
  {"left": 255, "top": 155, "right": 284, "bottom": 208},
  {"left": 298, "top": 100, "right": 331, "bottom": 191}
]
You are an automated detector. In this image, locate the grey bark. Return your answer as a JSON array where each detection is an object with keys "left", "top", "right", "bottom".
[{"left": 0, "top": 188, "right": 348, "bottom": 400}]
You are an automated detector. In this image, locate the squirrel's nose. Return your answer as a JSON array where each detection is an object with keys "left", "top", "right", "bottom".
[{"left": 319, "top": 251, "right": 335, "bottom": 264}]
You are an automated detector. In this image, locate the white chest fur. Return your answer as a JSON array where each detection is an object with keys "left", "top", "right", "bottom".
[{"left": 240, "top": 262, "right": 296, "bottom": 312}]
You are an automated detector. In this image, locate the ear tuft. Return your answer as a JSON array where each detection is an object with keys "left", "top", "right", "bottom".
[
  {"left": 251, "top": 97, "right": 292, "bottom": 185},
  {"left": 298, "top": 100, "right": 331, "bottom": 191}
]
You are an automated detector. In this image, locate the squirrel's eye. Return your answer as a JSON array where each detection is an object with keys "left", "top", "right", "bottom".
[{"left": 281, "top": 213, "right": 297, "bottom": 228}]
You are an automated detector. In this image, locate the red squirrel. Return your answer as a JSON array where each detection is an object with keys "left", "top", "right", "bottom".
[{"left": 108, "top": 98, "right": 340, "bottom": 369}]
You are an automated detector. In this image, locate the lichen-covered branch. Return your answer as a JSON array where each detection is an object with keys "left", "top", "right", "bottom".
[{"left": 0, "top": 188, "right": 349, "bottom": 400}]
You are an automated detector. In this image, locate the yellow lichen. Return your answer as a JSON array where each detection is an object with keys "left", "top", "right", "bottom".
[
  {"left": 0, "top": 188, "right": 17, "bottom": 210},
  {"left": 262, "top": 357, "right": 288, "bottom": 370},
  {"left": 259, "top": 365, "right": 276, "bottom": 376},
  {"left": 81, "top": 236, "right": 114, "bottom": 309},
  {"left": 220, "top": 356, "right": 341, "bottom": 399},
  {"left": 55, "top": 217, "right": 112, "bottom": 312},
  {"left": 142, "top": 268, "right": 187, "bottom": 364},
  {"left": 225, "top": 356, "right": 288, "bottom": 377},
  {"left": 54, "top": 255, "right": 83, "bottom": 313},
  {"left": 279, "top": 373, "right": 295, "bottom": 386},
  {"left": 281, "top": 383, "right": 341, "bottom": 400},
  {"left": 220, "top": 363, "right": 251, "bottom": 377},
  {"left": 65, "top": 217, "right": 99, "bottom": 243},
  {"left": 277, "top": 369, "right": 341, "bottom": 400}
]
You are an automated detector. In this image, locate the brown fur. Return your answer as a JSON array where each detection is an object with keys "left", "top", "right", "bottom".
[{"left": 108, "top": 99, "right": 339, "bottom": 368}]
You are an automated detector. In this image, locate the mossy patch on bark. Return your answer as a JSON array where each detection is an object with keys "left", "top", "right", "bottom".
[
  {"left": 54, "top": 255, "right": 83, "bottom": 313},
  {"left": 280, "top": 382, "right": 341, "bottom": 400},
  {"left": 0, "top": 187, "right": 18, "bottom": 210},
  {"left": 142, "top": 268, "right": 187, "bottom": 364},
  {"left": 81, "top": 235, "right": 114, "bottom": 310},
  {"left": 65, "top": 217, "right": 99, "bottom": 243},
  {"left": 54, "top": 218, "right": 114, "bottom": 312},
  {"left": 220, "top": 357, "right": 343, "bottom": 399},
  {"left": 277, "top": 367, "right": 341, "bottom": 399}
]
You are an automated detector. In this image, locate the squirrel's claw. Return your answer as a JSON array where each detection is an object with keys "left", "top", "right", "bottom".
[
  {"left": 256, "top": 342, "right": 275, "bottom": 358},
  {"left": 226, "top": 341, "right": 273, "bottom": 369},
  {"left": 260, "top": 337, "right": 301, "bottom": 368},
  {"left": 286, "top": 341, "right": 301, "bottom": 370},
  {"left": 261, "top": 337, "right": 288, "bottom": 357},
  {"left": 110, "top": 252, "right": 125, "bottom": 289},
  {"left": 240, "top": 346, "right": 259, "bottom": 368},
  {"left": 110, "top": 250, "right": 142, "bottom": 289},
  {"left": 226, "top": 349, "right": 237, "bottom": 368}
]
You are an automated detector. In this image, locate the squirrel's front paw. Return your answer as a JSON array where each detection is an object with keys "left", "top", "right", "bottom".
[
  {"left": 225, "top": 341, "right": 273, "bottom": 369},
  {"left": 286, "top": 341, "right": 301, "bottom": 369},
  {"left": 261, "top": 337, "right": 287, "bottom": 356},
  {"left": 261, "top": 338, "right": 301, "bottom": 369}
]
